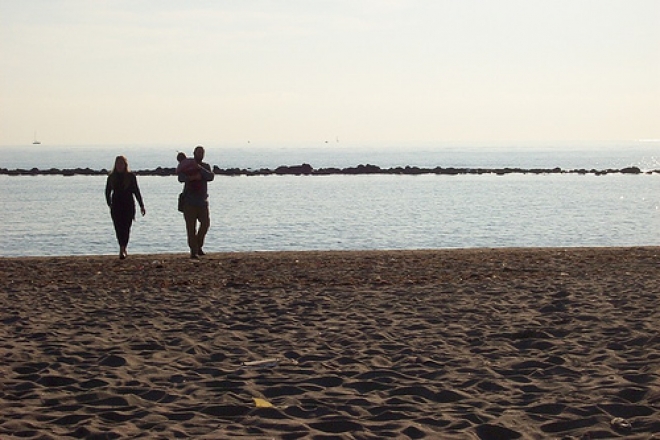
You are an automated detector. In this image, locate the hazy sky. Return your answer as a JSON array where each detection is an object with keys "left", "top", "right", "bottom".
[{"left": 1, "top": 0, "right": 658, "bottom": 146}]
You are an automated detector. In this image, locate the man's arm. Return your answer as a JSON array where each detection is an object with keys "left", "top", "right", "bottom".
[{"left": 200, "top": 163, "right": 215, "bottom": 181}]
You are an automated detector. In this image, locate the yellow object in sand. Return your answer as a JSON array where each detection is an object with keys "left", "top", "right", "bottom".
[{"left": 253, "top": 398, "right": 273, "bottom": 408}]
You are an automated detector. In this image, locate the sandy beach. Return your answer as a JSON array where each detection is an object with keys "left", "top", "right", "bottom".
[{"left": 1, "top": 248, "right": 659, "bottom": 439}]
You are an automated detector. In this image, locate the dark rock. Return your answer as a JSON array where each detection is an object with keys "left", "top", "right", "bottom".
[
  {"left": 275, "top": 163, "right": 313, "bottom": 175},
  {"left": 0, "top": 163, "right": 652, "bottom": 177},
  {"left": 342, "top": 164, "right": 381, "bottom": 174}
]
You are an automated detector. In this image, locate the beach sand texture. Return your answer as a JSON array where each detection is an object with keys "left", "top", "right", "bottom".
[{"left": 1, "top": 248, "right": 659, "bottom": 439}]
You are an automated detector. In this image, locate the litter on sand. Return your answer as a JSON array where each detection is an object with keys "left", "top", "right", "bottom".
[
  {"left": 242, "top": 358, "right": 280, "bottom": 369},
  {"left": 253, "top": 398, "right": 274, "bottom": 408}
]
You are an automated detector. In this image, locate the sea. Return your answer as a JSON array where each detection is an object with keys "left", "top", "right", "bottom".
[{"left": 1, "top": 141, "right": 659, "bottom": 257}]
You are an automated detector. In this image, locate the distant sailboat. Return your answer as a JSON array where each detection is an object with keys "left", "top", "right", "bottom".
[{"left": 32, "top": 131, "right": 41, "bottom": 145}]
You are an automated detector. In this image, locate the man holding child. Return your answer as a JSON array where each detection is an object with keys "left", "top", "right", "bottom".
[{"left": 177, "top": 145, "right": 214, "bottom": 259}]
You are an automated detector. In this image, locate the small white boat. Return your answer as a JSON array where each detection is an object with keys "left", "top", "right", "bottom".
[{"left": 33, "top": 131, "right": 41, "bottom": 144}]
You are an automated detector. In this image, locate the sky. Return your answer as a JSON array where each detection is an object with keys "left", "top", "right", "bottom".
[{"left": 0, "top": 0, "right": 658, "bottom": 147}]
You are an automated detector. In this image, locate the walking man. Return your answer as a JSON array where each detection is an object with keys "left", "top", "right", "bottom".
[{"left": 178, "top": 145, "right": 214, "bottom": 259}]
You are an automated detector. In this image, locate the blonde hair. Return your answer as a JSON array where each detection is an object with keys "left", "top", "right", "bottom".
[{"left": 109, "top": 155, "right": 131, "bottom": 189}]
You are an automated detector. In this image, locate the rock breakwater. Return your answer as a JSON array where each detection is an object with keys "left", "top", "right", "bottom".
[{"left": 0, "top": 164, "right": 653, "bottom": 176}]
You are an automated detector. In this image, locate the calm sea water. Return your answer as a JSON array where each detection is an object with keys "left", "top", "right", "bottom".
[
  {"left": 1, "top": 142, "right": 659, "bottom": 257},
  {"left": 2, "top": 141, "right": 660, "bottom": 171}
]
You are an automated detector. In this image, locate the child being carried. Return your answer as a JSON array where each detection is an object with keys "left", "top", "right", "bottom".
[{"left": 176, "top": 152, "right": 200, "bottom": 176}]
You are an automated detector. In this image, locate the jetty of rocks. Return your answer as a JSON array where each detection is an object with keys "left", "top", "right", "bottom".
[{"left": 0, "top": 164, "right": 654, "bottom": 176}]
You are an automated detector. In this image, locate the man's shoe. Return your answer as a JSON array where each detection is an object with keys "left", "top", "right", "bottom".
[{"left": 198, "top": 248, "right": 205, "bottom": 256}]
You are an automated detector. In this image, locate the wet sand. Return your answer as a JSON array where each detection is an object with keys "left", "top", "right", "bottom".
[{"left": 1, "top": 248, "right": 659, "bottom": 439}]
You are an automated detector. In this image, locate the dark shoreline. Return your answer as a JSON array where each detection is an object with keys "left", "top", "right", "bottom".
[{"left": 0, "top": 163, "right": 654, "bottom": 176}]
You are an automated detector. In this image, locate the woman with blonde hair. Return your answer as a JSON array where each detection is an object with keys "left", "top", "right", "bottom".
[{"left": 105, "top": 156, "right": 146, "bottom": 259}]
